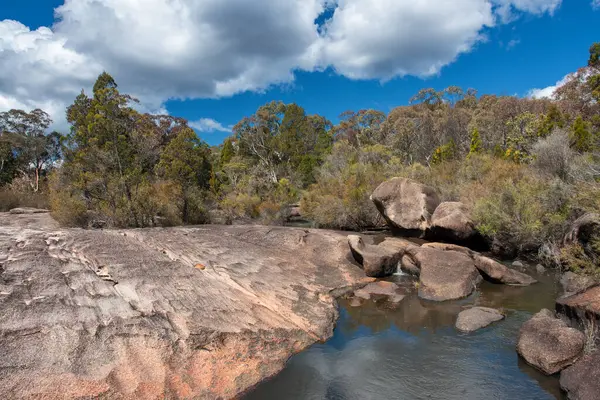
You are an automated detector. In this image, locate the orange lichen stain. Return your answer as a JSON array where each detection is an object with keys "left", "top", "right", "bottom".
[
  {"left": 168, "top": 375, "right": 193, "bottom": 399},
  {"left": 194, "top": 263, "right": 206, "bottom": 270}
]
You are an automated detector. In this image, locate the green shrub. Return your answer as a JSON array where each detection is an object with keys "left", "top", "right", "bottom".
[{"left": 473, "top": 177, "right": 570, "bottom": 254}]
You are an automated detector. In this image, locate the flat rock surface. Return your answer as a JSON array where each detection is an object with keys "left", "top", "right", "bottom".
[
  {"left": 0, "top": 213, "right": 369, "bottom": 399},
  {"left": 455, "top": 307, "right": 504, "bottom": 333}
]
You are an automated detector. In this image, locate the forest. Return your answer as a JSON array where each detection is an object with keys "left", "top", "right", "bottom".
[{"left": 1, "top": 43, "right": 599, "bottom": 276}]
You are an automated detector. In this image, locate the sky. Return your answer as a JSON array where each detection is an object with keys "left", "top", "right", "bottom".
[{"left": 1, "top": 1, "right": 599, "bottom": 146}]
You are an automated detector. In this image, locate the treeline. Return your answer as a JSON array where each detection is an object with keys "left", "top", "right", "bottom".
[{"left": 1, "top": 44, "right": 599, "bottom": 273}]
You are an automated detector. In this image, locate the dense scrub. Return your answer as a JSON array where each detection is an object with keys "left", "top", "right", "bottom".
[{"left": 1, "top": 43, "right": 600, "bottom": 275}]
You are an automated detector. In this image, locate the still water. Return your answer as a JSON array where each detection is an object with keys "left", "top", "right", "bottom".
[{"left": 246, "top": 269, "right": 564, "bottom": 400}]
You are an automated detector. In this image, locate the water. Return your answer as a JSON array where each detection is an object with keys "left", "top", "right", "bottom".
[{"left": 245, "top": 268, "right": 564, "bottom": 400}]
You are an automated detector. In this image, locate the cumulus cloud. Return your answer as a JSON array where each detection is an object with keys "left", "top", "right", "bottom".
[
  {"left": 314, "top": 0, "right": 494, "bottom": 79},
  {"left": 0, "top": 0, "right": 565, "bottom": 130},
  {"left": 189, "top": 118, "right": 232, "bottom": 133},
  {"left": 527, "top": 73, "right": 571, "bottom": 98}
]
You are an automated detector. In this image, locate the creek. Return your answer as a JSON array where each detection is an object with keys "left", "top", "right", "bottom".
[{"left": 245, "top": 266, "right": 564, "bottom": 400}]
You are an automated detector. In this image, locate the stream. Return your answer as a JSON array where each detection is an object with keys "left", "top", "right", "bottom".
[{"left": 245, "top": 266, "right": 564, "bottom": 400}]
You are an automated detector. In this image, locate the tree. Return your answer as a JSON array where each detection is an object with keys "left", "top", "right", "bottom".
[
  {"left": 469, "top": 128, "right": 482, "bottom": 156},
  {"left": 220, "top": 138, "right": 235, "bottom": 166},
  {"left": 570, "top": 116, "right": 592, "bottom": 152},
  {"left": 156, "top": 127, "right": 211, "bottom": 223},
  {"left": 57, "top": 72, "right": 203, "bottom": 227},
  {"left": 0, "top": 109, "right": 62, "bottom": 191}
]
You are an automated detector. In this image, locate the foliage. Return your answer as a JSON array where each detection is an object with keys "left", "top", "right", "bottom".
[
  {"left": 0, "top": 108, "right": 61, "bottom": 191},
  {"left": 468, "top": 128, "right": 482, "bottom": 156}
]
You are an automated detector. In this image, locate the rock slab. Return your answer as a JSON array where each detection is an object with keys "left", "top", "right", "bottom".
[{"left": 0, "top": 213, "right": 368, "bottom": 400}]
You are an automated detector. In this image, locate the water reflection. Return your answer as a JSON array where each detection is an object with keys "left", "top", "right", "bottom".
[{"left": 246, "top": 269, "right": 564, "bottom": 400}]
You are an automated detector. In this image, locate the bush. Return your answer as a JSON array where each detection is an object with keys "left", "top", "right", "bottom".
[
  {"left": 0, "top": 188, "right": 49, "bottom": 212},
  {"left": 531, "top": 129, "right": 575, "bottom": 180},
  {"left": 473, "top": 176, "right": 571, "bottom": 255}
]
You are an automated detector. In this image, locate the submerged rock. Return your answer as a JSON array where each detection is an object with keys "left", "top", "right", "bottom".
[
  {"left": 412, "top": 248, "right": 481, "bottom": 301},
  {"left": 370, "top": 177, "right": 440, "bottom": 237},
  {"left": 455, "top": 307, "right": 504, "bottom": 333},
  {"left": 560, "top": 351, "right": 600, "bottom": 400},
  {"left": 517, "top": 309, "right": 585, "bottom": 375},
  {"left": 353, "top": 281, "right": 406, "bottom": 304},
  {"left": 0, "top": 213, "right": 369, "bottom": 400}
]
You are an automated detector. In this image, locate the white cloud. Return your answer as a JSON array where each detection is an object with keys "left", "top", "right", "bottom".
[
  {"left": 592, "top": 0, "right": 600, "bottom": 9},
  {"left": 314, "top": 0, "right": 495, "bottom": 79},
  {"left": 493, "top": 0, "right": 562, "bottom": 22},
  {"left": 0, "top": 0, "right": 564, "bottom": 130},
  {"left": 190, "top": 118, "right": 232, "bottom": 133},
  {"left": 527, "top": 73, "right": 571, "bottom": 99}
]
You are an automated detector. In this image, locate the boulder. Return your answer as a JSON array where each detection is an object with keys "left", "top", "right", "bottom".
[
  {"left": 473, "top": 255, "right": 537, "bottom": 286},
  {"left": 353, "top": 281, "right": 406, "bottom": 304},
  {"left": 428, "top": 202, "right": 483, "bottom": 247},
  {"left": 560, "top": 272, "right": 597, "bottom": 297},
  {"left": 556, "top": 285, "right": 600, "bottom": 324},
  {"left": 370, "top": 177, "right": 440, "bottom": 237},
  {"left": 400, "top": 254, "right": 420, "bottom": 276},
  {"left": 512, "top": 260, "right": 524, "bottom": 268},
  {"left": 536, "top": 264, "right": 546, "bottom": 274},
  {"left": 564, "top": 213, "right": 600, "bottom": 245},
  {"left": 560, "top": 351, "right": 600, "bottom": 400},
  {"left": 517, "top": 309, "right": 585, "bottom": 375},
  {"left": 455, "top": 307, "right": 504, "bottom": 333},
  {"left": 348, "top": 235, "right": 402, "bottom": 278},
  {"left": 421, "top": 242, "right": 473, "bottom": 256},
  {"left": 412, "top": 247, "right": 482, "bottom": 301}
]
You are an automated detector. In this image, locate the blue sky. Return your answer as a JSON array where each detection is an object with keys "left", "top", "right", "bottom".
[{"left": 1, "top": 0, "right": 599, "bottom": 145}]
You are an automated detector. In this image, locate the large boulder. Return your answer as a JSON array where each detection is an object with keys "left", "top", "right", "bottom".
[
  {"left": 473, "top": 254, "right": 537, "bottom": 286},
  {"left": 517, "top": 309, "right": 585, "bottom": 375},
  {"left": 370, "top": 178, "right": 440, "bottom": 237},
  {"left": 348, "top": 235, "right": 402, "bottom": 277},
  {"left": 411, "top": 247, "right": 481, "bottom": 301},
  {"left": 560, "top": 351, "right": 600, "bottom": 400},
  {"left": 428, "top": 202, "right": 483, "bottom": 247},
  {"left": 455, "top": 307, "right": 504, "bottom": 333}
]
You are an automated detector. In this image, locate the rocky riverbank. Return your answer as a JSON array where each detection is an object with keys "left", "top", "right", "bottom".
[{"left": 2, "top": 175, "right": 600, "bottom": 399}]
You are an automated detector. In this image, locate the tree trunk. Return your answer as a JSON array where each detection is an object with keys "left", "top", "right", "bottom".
[{"left": 34, "top": 167, "right": 39, "bottom": 192}]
